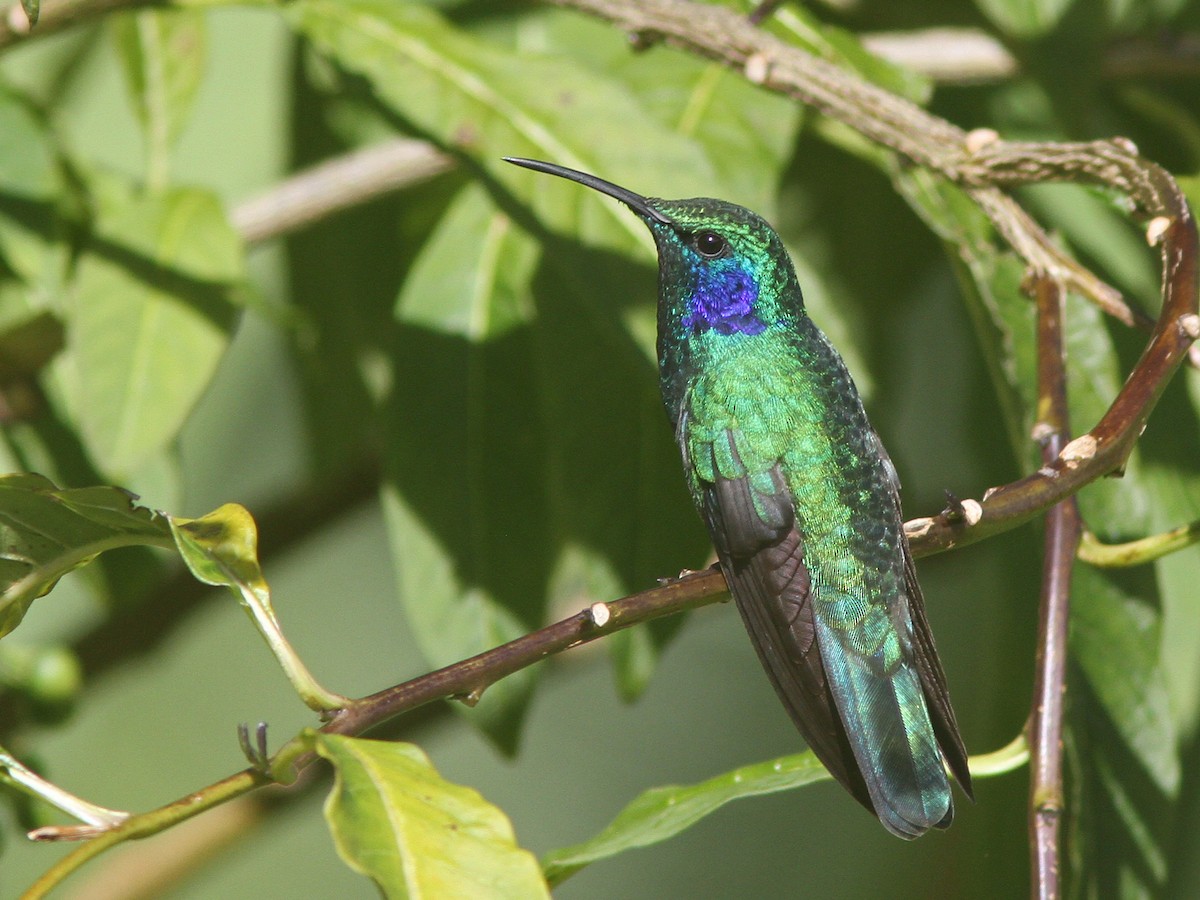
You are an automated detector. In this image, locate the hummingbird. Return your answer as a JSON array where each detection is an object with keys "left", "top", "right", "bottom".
[{"left": 505, "top": 157, "right": 972, "bottom": 838}]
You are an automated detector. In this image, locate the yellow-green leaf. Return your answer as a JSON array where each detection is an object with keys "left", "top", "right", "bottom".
[
  {"left": 168, "top": 503, "right": 346, "bottom": 710},
  {"left": 316, "top": 735, "right": 549, "bottom": 900}
]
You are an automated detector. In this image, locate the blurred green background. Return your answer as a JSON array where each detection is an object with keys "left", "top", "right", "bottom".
[{"left": 2, "top": 0, "right": 1199, "bottom": 896}]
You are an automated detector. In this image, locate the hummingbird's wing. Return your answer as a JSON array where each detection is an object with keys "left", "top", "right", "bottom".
[
  {"left": 697, "top": 435, "right": 875, "bottom": 812},
  {"left": 696, "top": 426, "right": 968, "bottom": 837}
]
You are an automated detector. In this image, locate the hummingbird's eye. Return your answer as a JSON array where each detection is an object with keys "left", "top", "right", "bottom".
[{"left": 694, "top": 231, "right": 728, "bottom": 259}]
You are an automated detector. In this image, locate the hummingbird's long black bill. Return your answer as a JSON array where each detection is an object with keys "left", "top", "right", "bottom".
[{"left": 503, "top": 157, "right": 674, "bottom": 225}]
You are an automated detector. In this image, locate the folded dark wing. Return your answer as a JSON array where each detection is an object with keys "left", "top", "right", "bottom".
[{"left": 700, "top": 436, "right": 875, "bottom": 813}]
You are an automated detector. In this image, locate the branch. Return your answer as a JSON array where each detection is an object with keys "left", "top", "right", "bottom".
[
  {"left": 321, "top": 567, "right": 727, "bottom": 739},
  {"left": 1026, "top": 275, "right": 1081, "bottom": 900},
  {"left": 232, "top": 138, "right": 454, "bottom": 246},
  {"left": 542, "top": 0, "right": 1198, "bottom": 554},
  {"left": 22, "top": 567, "right": 729, "bottom": 897},
  {"left": 860, "top": 28, "right": 1200, "bottom": 86}
]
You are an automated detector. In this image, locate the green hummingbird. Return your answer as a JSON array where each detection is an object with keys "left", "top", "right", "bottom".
[{"left": 505, "top": 157, "right": 972, "bottom": 838}]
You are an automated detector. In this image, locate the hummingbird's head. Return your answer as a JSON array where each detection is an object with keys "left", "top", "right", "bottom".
[
  {"left": 638, "top": 197, "right": 803, "bottom": 340},
  {"left": 503, "top": 158, "right": 804, "bottom": 342}
]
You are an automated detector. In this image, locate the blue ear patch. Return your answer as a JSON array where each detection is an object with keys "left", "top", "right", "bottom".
[{"left": 683, "top": 262, "right": 766, "bottom": 335}]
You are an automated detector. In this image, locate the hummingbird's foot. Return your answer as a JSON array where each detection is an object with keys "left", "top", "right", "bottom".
[
  {"left": 238, "top": 721, "right": 271, "bottom": 773},
  {"left": 941, "top": 490, "right": 983, "bottom": 527}
]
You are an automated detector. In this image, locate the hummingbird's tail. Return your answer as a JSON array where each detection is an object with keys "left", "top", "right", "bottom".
[{"left": 813, "top": 612, "right": 954, "bottom": 838}]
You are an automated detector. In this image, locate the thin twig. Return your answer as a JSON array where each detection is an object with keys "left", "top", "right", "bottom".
[
  {"left": 320, "top": 567, "right": 728, "bottom": 739},
  {"left": 1027, "top": 275, "right": 1081, "bottom": 900},
  {"left": 232, "top": 139, "right": 454, "bottom": 245},
  {"left": 861, "top": 28, "right": 1200, "bottom": 85}
]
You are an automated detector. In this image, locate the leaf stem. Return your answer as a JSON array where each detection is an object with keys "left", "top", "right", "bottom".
[
  {"left": 968, "top": 732, "right": 1030, "bottom": 778},
  {"left": 0, "top": 747, "right": 128, "bottom": 830},
  {"left": 1078, "top": 521, "right": 1200, "bottom": 567}
]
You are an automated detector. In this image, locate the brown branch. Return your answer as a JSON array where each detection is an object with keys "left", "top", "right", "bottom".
[
  {"left": 321, "top": 566, "right": 728, "bottom": 739},
  {"left": 1027, "top": 276, "right": 1081, "bottom": 900}
]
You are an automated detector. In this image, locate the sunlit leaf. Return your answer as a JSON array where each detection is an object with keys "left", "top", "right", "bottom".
[
  {"left": 396, "top": 183, "right": 537, "bottom": 338},
  {"left": 288, "top": 0, "right": 718, "bottom": 257},
  {"left": 169, "top": 503, "right": 345, "bottom": 710},
  {"left": 0, "top": 85, "right": 66, "bottom": 288},
  {"left": 316, "top": 735, "right": 549, "bottom": 899},
  {"left": 111, "top": 8, "right": 207, "bottom": 188},
  {"left": 67, "top": 179, "right": 241, "bottom": 475}
]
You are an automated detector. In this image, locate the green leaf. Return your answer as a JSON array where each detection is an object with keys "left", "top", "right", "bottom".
[
  {"left": 316, "top": 735, "right": 549, "bottom": 899},
  {"left": 0, "top": 473, "right": 172, "bottom": 637},
  {"left": 530, "top": 250, "right": 709, "bottom": 699},
  {"left": 66, "top": 179, "right": 241, "bottom": 476},
  {"left": 1070, "top": 565, "right": 1176, "bottom": 896},
  {"left": 19, "top": 0, "right": 38, "bottom": 27},
  {"left": 1071, "top": 566, "right": 1177, "bottom": 796},
  {"left": 0, "top": 85, "right": 67, "bottom": 288},
  {"left": 396, "top": 183, "right": 537, "bottom": 338},
  {"left": 287, "top": 0, "right": 718, "bottom": 256},
  {"left": 973, "top": 0, "right": 1079, "bottom": 37},
  {"left": 381, "top": 320, "right": 546, "bottom": 751},
  {"left": 111, "top": 9, "right": 208, "bottom": 189},
  {"left": 893, "top": 167, "right": 1035, "bottom": 462},
  {"left": 388, "top": 189, "right": 546, "bottom": 739},
  {"left": 541, "top": 751, "right": 831, "bottom": 885},
  {"left": 169, "top": 503, "right": 346, "bottom": 711},
  {"left": 571, "top": 38, "right": 802, "bottom": 217}
]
